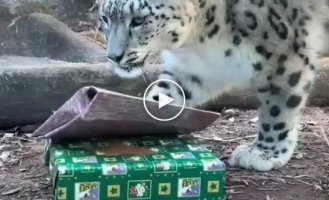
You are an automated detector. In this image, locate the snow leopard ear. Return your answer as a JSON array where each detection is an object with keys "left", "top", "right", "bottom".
[{"left": 95, "top": 0, "right": 106, "bottom": 13}]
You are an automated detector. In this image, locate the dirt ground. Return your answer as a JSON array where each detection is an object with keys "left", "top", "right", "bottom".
[
  {"left": 0, "top": 107, "right": 328, "bottom": 200},
  {"left": 0, "top": 16, "right": 328, "bottom": 200}
]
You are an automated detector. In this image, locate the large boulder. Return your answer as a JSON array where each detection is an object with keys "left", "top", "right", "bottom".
[
  {"left": 0, "top": 0, "right": 95, "bottom": 22},
  {"left": 1, "top": 12, "right": 105, "bottom": 62},
  {"left": 40, "top": 0, "right": 96, "bottom": 22},
  {"left": 0, "top": 0, "right": 103, "bottom": 62}
]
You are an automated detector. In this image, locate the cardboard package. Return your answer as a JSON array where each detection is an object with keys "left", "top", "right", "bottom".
[
  {"left": 46, "top": 137, "right": 225, "bottom": 200},
  {"left": 33, "top": 86, "right": 225, "bottom": 200}
]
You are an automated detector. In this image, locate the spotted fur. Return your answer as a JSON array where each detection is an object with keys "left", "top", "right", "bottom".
[{"left": 98, "top": 0, "right": 329, "bottom": 171}]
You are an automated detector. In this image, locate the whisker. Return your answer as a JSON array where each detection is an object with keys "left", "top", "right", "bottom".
[{"left": 139, "top": 66, "right": 148, "bottom": 83}]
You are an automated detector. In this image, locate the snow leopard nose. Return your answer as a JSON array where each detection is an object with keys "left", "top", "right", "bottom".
[{"left": 107, "top": 53, "right": 124, "bottom": 63}]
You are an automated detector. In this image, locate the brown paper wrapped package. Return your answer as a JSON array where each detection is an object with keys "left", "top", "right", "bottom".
[{"left": 32, "top": 86, "right": 220, "bottom": 140}]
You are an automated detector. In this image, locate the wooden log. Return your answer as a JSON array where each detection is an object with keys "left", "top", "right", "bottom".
[
  {"left": 206, "top": 59, "right": 329, "bottom": 110},
  {"left": 0, "top": 56, "right": 156, "bottom": 128},
  {"left": 0, "top": 56, "right": 329, "bottom": 128}
]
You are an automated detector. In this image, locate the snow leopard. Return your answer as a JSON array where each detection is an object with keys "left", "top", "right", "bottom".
[{"left": 97, "top": 0, "right": 329, "bottom": 171}]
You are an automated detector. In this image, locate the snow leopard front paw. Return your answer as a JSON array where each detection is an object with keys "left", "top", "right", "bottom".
[{"left": 228, "top": 143, "right": 292, "bottom": 171}]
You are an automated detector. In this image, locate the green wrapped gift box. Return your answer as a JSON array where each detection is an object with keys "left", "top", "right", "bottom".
[{"left": 46, "top": 137, "right": 225, "bottom": 200}]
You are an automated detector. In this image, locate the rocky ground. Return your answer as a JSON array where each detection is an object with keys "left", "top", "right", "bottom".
[{"left": 0, "top": 107, "right": 328, "bottom": 200}]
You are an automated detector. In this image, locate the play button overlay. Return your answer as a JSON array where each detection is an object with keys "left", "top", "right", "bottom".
[
  {"left": 158, "top": 93, "right": 174, "bottom": 109},
  {"left": 143, "top": 79, "right": 185, "bottom": 121}
]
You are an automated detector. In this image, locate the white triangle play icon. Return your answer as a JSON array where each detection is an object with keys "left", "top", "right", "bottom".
[{"left": 158, "top": 93, "right": 175, "bottom": 109}]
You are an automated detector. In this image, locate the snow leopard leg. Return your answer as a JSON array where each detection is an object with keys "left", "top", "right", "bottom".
[{"left": 228, "top": 52, "right": 316, "bottom": 171}]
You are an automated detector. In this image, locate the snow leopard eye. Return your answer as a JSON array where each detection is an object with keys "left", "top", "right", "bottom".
[
  {"left": 131, "top": 17, "right": 146, "bottom": 27},
  {"left": 100, "top": 16, "right": 109, "bottom": 24}
]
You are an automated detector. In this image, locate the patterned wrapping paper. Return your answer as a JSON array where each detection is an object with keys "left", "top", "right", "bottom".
[{"left": 47, "top": 137, "right": 225, "bottom": 200}]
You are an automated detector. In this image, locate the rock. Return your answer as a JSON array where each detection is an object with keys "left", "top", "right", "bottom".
[
  {"left": 19, "top": 168, "right": 27, "bottom": 172},
  {"left": 0, "top": 0, "right": 100, "bottom": 62},
  {"left": 0, "top": 0, "right": 52, "bottom": 20},
  {"left": 40, "top": 0, "right": 96, "bottom": 22},
  {"left": 0, "top": 151, "right": 10, "bottom": 162},
  {"left": 0, "top": 0, "right": 95, "bottom": 22},
  {"left": 1, "top": 187, "right": 22, "bottom": 196},
  {"left": 295, "top": 153, "right": 305, "bottom": 160},
  {"left": 228, "top": 117, "right": 235, "bottom": 123},
  {"left": 2, "top": 133, "right": 14, "bottom": 138},
  {"left": 1, "top": 13, "right": 105, "bottom": 63},
  {"left": 249, "top": 117, "right": 259, "bottom": 124},
  {"left": 306, "top": 121, "right": 317, "bottom": 126},
  {"left": 223, "top": 109, "right": 239, "bottom": 118}
]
